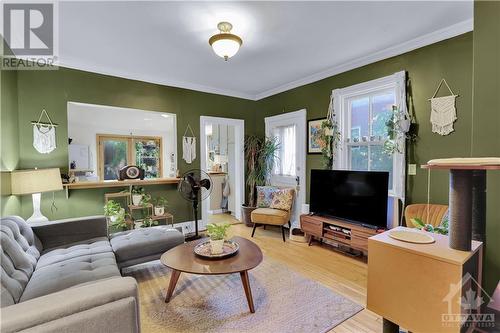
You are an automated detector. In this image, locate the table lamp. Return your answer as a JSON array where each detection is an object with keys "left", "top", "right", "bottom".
[{"left": 11, "top": 168, "right": 63, "bottom": 223}]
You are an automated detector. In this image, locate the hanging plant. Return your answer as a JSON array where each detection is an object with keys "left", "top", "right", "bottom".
[
  {"left": 383, "top": 105, "right": 417, "bottom": 155},
  {"left": 318, "top": 119, "right": 341, "bottom": 169}
]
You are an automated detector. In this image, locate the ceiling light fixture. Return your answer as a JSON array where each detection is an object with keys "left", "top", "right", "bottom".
[{"left": 209, "top": 22, "right": 242, "bottom": 61}]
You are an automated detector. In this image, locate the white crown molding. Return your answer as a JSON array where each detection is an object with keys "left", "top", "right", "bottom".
[
  {"left": 17, "top": 19, "right": 471, "bottom": 101},
  {"left": 254, "top": 18, "right": 473, "bottom": 100},
  {"left": 54, "top": 59, "right": 257, "bottom": 101}
]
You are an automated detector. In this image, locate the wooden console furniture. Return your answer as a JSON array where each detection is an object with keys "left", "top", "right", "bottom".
[{"left": 300, "top": 214, "right": 379, "bottom": 255}]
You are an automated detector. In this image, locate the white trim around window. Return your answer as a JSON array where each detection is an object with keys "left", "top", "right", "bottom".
[{"left": 333, "top": 71, "right": 407, "bottom": 200}]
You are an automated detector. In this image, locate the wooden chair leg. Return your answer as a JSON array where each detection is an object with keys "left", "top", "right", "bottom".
[
  {"left": 263, "top": 225, "right": 266, "bottom": 230},
  {"left": 251, "top": 223, "right": 257, "bottom": 237},
  {"left": 281, "top": 226, "right": 286, "bottom": 242},
  {"left": 288, "top": 221, "right": 291, "bottom": 228}
]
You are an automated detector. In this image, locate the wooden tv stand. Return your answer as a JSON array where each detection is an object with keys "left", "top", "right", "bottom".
[{"left": 300, "top": 214, "right": 381, "bottom": 255}]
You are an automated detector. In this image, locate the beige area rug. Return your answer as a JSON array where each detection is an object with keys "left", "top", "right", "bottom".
[{"left": 125, "top": 258, "right": 363, "bottom": 333}]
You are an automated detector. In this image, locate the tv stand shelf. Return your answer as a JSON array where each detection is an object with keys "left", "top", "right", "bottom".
[{"left": 300, "top": 214, "right": 381, "bottom": 255}]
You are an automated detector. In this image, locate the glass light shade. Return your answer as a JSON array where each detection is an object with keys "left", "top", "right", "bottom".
[
  {"left": 11, "top": 168, "right": 63, "bottom": 195},
  {"left": 211, "top": 38, "right": 241, "bottom": 60}
]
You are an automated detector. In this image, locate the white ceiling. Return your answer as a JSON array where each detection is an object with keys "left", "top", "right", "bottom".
[{"left": 56, "top": 1, "right": 473, "bottom": 100}]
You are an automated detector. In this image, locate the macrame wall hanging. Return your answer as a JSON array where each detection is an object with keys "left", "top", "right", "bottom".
[
  {"left": 429, "top": 78, "right": 458, "bottom": 136},
  {"left": 182, "top": 124, "right": 196, "bottom": 164},
  {"left": 32, "top": 109, "right": 57, "bottom": 154}
]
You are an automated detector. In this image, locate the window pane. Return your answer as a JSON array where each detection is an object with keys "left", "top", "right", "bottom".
[
  {"left": 370, "top": 145, "right": 393, "bottom": 189},
  {"left": 273, "top": 125, "right": 296, "bottom": 176},
  {"left": 103, "top": 140, "right": 128, "bottom": 180},
  {"left": 371, "top": 92, "right": 395, "bottom": 138},
  {"left": 349, "top": 146, "right": 368, "bottom": 170},
  {"left": 135, "top": 139, "right": 161, "bottom": 179},
  {"left": 350, "top": 97, "right": 369, "bottom": 140}
]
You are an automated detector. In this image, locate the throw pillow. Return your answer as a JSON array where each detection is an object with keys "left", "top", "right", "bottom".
[
  {"left": 256, "top": 186, "right": 276, "bottom": 208},
  {"left": 270, "top": 188, "right": 294, "bottom": 211}
]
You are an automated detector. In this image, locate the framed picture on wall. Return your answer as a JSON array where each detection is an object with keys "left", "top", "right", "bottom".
[{"left": 308, "top": 118, "right": 327, "bottom": 154}]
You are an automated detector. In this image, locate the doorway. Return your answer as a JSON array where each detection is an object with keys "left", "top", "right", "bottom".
[
  {"left": 265, "top": 109, "right": 307, "bottom": 234},
  {"left": 200, "top": 116, "right": 245, "bottom": 228}
]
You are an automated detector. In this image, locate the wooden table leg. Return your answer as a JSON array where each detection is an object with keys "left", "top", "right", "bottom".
[
  {"left": 165, "top": 269, "right": 181, "bottom": 303},
  {"left": 239, "top": 270, "right": 255, "bottom": 313}
]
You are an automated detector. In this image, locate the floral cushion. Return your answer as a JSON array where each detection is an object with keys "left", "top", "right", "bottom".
[
  {"left": 256, "top": 186, "right": 277, "bottom": 208},
  {"left": 270, "top": 188, "right": 294, "bottom": 211}
]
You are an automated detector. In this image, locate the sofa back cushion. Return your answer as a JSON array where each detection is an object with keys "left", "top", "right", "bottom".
[{"left": 0, "top": 216, "right": 42, "bottom": 307}]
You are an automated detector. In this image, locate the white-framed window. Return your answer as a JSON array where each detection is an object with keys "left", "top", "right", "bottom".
[{"left": 333, "top": 71, "right": 407, "bottom": 199}]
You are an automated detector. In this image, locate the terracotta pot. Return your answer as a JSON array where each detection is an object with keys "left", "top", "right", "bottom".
[
  {"left": 241, "top": 205, "right": 257, "bottom": 227},
  {"left": 210, "top": 239, "right": 224, "bottom": 254}
]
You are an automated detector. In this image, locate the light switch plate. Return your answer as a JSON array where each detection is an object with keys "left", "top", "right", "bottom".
[{"left": 408, "top": 164, "right": 417, "bottom": 175}]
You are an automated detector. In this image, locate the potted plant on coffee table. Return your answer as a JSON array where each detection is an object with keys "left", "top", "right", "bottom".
[
  {"left": 206, "top": 223, "right": 231, "bottom": 254},
  {"left": 153, "top": 196, "right": 168, "bottom": 216},
  {"left": 242, "top": 135, "right": 279, "bottom": 226}
]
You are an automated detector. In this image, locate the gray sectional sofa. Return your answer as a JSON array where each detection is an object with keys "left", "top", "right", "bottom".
[{"left": 0, "top": 215, "right": 184, "bottom": 333}]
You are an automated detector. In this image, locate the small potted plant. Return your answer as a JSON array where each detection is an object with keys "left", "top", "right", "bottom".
[
  {"left": 141, "top": 216, "right": 159, "bottom": 228},
  {"left": 153, "top": 196, "right": 168, "bottom": 216},
  {"left": 206, "top": 223, "right": 231, "bottom": 254},
  {"left": 131, "top": 186, "right": 145, "bottom": 206},
  {"left": 104, "top": 200, "right": 124, "bottom": 223}
]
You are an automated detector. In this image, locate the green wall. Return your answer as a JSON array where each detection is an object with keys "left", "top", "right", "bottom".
[
  {"left": 8, "top": 67, "right": 256, "bottom": 223},
  {"left": 255, "top": 33, "right": 473, "bottom": 208},
  {"left": 473, "top": 0, "right": 500, "bottom": 294},
  {"left": 0, "top": 69, "right": 21, "bottom": 216}
]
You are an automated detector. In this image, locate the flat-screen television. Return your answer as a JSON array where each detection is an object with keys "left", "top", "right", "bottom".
[{"left": 310, "top": 169, "right": 389, "bottom": 229}]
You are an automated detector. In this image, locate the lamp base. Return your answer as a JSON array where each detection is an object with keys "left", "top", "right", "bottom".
[{"left": 26, "top": 192, "right": 49, "bottom": 223}]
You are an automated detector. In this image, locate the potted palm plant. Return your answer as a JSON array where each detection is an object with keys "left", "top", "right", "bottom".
[
  {"left": 241, "top": 135, "right": 279, "bottom": 226},
  {"left": 206, "top": 223, "right": 231, "bottom": 254}
]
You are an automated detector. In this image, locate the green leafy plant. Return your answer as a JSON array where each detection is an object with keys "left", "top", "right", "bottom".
[
  {"left": 411, "top": 217, "right": 449, "bottom": 235},
  {"left": 131, "top": 186, "right": 145, "bottom": 195},
  {"left": 141, "top": 216, "right": 158, "bottom": 228},
  {"left": 318, "top": 119, "right": 341, "bottom": 169},
  {"left": 206, "top": 223, "right": 231, "bottom": 241},
  {"left": 244, "top": 135, "right": 280, "bottom": 207},
  {"left": 104, "top": 200, "right": 121, "bottom": 217},
  {"left": 153, "top": 196, "right": 168, "bottom": 208},
  {"left": 140, "top": 193, "right": 151, "bottom": 207}
]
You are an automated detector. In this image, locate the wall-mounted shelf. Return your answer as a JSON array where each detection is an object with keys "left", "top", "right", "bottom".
[{"left": 63, "top": 177, "right": 180, "bottom": 198}]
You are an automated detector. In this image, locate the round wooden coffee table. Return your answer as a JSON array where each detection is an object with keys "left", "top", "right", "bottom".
[{"left": 160, "top": 236, "right": 263, "bottom": 313}]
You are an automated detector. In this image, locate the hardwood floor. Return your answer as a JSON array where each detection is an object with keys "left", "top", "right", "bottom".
[{"left": 209, "top": 213, "right": 383, "bottom": 333}]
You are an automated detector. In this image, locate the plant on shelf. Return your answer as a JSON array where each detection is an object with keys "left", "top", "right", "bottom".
[
  {"left": 242, "top": 135, "right": 279, "bottom": 226},
  {"left": 153, "top": 196, "right": 168, "bottom": 216},
  {"left": 141, "top": 216, "right": 159, "bottom": 228},
  {"left": 131, "top": 186, "right": 145, "bottom": 206},
  {"left": 206, "top": 223, "right": 231, "bottom": 254},
  {"left": 411, "top": 216, "right": 449, "bottom": 235},
  {"left": 318, "top": 119, "right": 341, "bottom": 169},
  {"left": 103, "top": 200, "right": 129, "bottom": 231}
]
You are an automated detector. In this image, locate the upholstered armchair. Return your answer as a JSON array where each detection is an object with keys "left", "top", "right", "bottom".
[
  {"left": 250, "top": 187, "right": 294, "bottom": 242},
  {"left": 404, "top": 204, "right": 449, "bottom": 228}
]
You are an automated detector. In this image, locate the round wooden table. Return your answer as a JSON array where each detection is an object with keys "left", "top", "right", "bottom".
[{"left": 160, "top": 236, "right": 263, "bottom": 313}]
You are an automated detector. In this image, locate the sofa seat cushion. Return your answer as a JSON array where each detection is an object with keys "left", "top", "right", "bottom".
[
  {"left": 37, "top": 237, "right": 112, "bottom": 269},
  {"left": 110, "top": 226, "right": 184, "bottom": 264},
  {"left": 19, "top": 252, "right": 120, "bottom": 302},
  {"left": 251, "top": 208, "right": 290, "bottom": 226}
]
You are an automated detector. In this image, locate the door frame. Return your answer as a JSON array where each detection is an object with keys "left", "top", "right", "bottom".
[
  {"left": 264, "top": 109, "right": 307, "bottom": 230},
  {"left": 200, "top": 116, "right": 245, "bottom": 227}
]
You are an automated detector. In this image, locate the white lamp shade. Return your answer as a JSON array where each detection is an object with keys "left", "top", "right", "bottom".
[
  {"left": 11, "top": 168, "right": 63, "bottom": 195},
  {"left": 211, "top": 39, "right": 241, "bottom": 59}
]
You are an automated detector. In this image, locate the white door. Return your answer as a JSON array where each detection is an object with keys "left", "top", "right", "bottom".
[{"left": 265, "top": 109, "right": 307, "bottom": 230}]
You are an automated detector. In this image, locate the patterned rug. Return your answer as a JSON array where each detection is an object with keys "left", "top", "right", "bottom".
[{"left": 125, "top": 258, "right": 363, "bottom": 333}]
